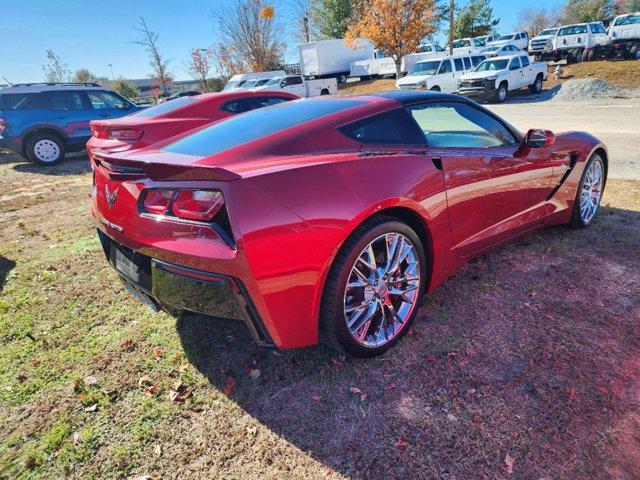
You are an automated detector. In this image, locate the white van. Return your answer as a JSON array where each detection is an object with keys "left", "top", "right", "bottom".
[
  {"left": 396, "top": 54, "right": 486, "bottom": 92},
  {"left": 401, "top": 43, "right": 447, "bottom": 74},
  {"left": 223, "top": 71, "right": 285, "bottom": 91}
]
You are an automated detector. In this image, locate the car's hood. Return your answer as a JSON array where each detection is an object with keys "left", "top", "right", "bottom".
[
  {"left": 491, "top": 39, "right": 514, "bottom": 46},
  {"left": 460, "top": 70, "right": 503, "bottom": 81},
  {"left": 531, "top": 35, "right": 555, "bottom": 41},
  {"left": 397, "top": 75, "right": 432, "bottom": 85}
]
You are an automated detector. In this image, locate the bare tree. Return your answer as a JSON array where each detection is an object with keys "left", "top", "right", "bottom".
[
  {"left": 212, "top": 0, "right": 286, "bottom": 75},
  {"left": 133, "top": 17, "right": 173, "bottom": 94},
  {"left": 74, "top": 68, "right": 99, "bottom": 84},
  {"left": 516, "top": 6, "right": 563, "bottom": 36},
  {"left": 287, "top": 0, "right": 320, "bottom": 42},
  {"left": 185, "top": 48, "right": 215, "bottom": 92},
  {"left": 42, "top": 50, "right": 71, "bottom": 83}
]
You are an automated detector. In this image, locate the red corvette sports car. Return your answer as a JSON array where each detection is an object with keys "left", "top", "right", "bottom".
[
  {"left": 91, "top": 92, "right": 607, "bottom": 357},
  {"left": 86, "top": 90, "right": 298, "bottom": 157}
]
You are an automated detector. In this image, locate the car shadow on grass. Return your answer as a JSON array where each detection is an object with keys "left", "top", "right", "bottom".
[
  {"left": 176, "top": 203, "right": 640, "bottom": 479},
  {"left": 0, "top": 254, "right": 16, "bottom": 292}
]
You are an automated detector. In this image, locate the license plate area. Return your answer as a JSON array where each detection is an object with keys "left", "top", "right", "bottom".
[{"left": 108, "top": 240, "right": 152, "bottom": 292}]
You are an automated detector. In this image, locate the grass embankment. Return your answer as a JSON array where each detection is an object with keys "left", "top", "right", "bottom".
[{"left": 1, "top": 152, "right": 639, "bottom": 479}]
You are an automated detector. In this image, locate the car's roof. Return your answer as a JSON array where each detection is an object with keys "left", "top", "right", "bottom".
[
  {"left": 197, "top": 90, "right": 297, "bottom": 101},
  {"left": 0, "top": 83, "right": 106, "bottom": 94},
  {"left": 373, "top": 90, "right": 467, "bottom": 105},
  {"left": 489, "top": 53, "right": 528, "bottom": 61}
]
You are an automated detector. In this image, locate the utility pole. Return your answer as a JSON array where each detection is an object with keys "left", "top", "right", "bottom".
[
  {"left": 108, "top": 64, "right": 114, "bottom": 80},
  {"left": 303, "top": 17, "right": 310, "bottom": 43},
  {"left": 449, "top": 0, "right": 454, "bottom": 55}
]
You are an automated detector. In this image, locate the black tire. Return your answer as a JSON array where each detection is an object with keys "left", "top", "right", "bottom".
[
  {"left": 568, "top": 153, "right": 607, "bottom": 229},
  {"left": 493, "top": 82, "right": 508, "bottom": 103},
  {"left": 25, "top": 133, "right": 65, "bottom": 166},
  {"left": 529, "top": 74, "right": 543, "bottom": 94},
  {"left": 429, "top": 86, "right": 441, "bottom": 92},
  {"left": 586, "top": 49, "right": 595, "bottom": 61},
  {"left": 319, "top": 217, "right": 427, "bottom": 357},
  {"left": 338, "top": 74, "right": 348, "bottom": 84},
  {"left": 630, "top": 45, "right": 638, "bottom": 59}
]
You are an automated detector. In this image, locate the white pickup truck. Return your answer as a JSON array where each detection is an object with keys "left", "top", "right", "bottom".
[
  {"left": 253, "top": 74, "right": 337, "bottom": 98},
  {"left": 457, "top": 53, "right": 547, "bottom": 103}
]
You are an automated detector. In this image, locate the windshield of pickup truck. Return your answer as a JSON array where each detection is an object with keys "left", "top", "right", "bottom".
[
  {"left": 481, "top": 46, "right": 500, "bottom": 52},
  {"left": 498, "top": 34, "right": 515, "bottom": 40},
  {"left": 475, "top": 59, "right": 509, "bottom": 71},
  {"left": 266, "top": 77, "right": 283, "bottom": 86},
  {"left": 538, "top": 28, "right": 558, "bottom": 36},
  {"left": 409, "top": 60, "right": 441, "bottom": 76}
]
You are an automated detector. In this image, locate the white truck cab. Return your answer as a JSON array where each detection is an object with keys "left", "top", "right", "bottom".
[
  {"left": 458, "top": 54, "right": 547, "bottom": 103},
  {"left": 528, "top": 28, "right": 559, "bottom": 55},
  {"left": 223, "top": 71, "right": 285, "bottom": 91},
  {"left": 396, "top": 54, "right": 486, "bottom": 92},
  {"left": 608, "top": 12, "right": 640, "bottom": 58},
  {"left": 492, "top": 32, "right": 530, "bottom": 50},
  {"left": 552, "top": 22, "right": 609, "bottom": 61},
  {"left": 449, "top": 38, "right": 486, "bottom": 55},
  {"left": 253, "top": 74, "right": 337, "bottom": 98}
]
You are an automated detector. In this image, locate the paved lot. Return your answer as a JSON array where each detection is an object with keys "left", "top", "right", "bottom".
[{"left": 488, "top": 98, "right": 640, "bottom": 180}]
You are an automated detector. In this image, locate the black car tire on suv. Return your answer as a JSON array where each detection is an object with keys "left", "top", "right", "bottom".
[{"left": 26, "top": 133, "right": 66, "bottom": 166}]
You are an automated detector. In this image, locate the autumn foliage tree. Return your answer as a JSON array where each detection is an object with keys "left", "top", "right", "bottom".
[
  {"left": 212, "top": 0, "right": 285, "bottom": 76},
  {"left": 185, "top": 48, "right": 215, "bottom": 92},
  {"left": 346, "top": 0, "right": 439, "bottom": 79}
]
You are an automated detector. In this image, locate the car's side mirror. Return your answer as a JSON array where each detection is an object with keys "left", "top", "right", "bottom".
[
  {"left": 280, "top": 81, "right": 287, "bottom": 88},
  {"left": 525, "top": 129, "right": 555, "bottom": 148}
]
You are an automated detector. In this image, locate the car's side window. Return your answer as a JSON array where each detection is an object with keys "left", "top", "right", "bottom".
[
  {"left": 406, "top": 102, "right": 518, "bottom": 148},
  {"left": 339, "top": 109, "right": 425, "bottom": 145},
  {"left": 248, "top": 96, "right": 292, "bottom": 109},
  {"left": 50, "top": 92, "right": 86, "bottom": 111},
  {"left": 438, "top": 60, "right": 453, "bottom": 74},
  {"left": 87, "top": 91, "right": 129, "bottom": 110},
  {"left": 221, "top": 99, "right": 252, "bottom": 114},
  {"left": 471, "top": 55, "right": 485, "bottom": 67},
  {"left": 463, "top": 57, "right": 472, "bottom": 70},
  {"left": 521, "top": 55, "right": 530, "bottom": 67},
  {"left": 284, "top": 76, "right": 303, "bottom": 86},
  {"left": 509, "top": 58, "right": 521, "bottom": 70},
  {"left": 454, "top": 58, "right": 464, "bottom": 71}
]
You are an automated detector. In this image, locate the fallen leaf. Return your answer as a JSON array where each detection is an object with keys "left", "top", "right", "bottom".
[
  {"left": 395, "top": 436, "right": 410, "bottom": 449},
  {"left": 248, "top": 369, "right": 261, "bottom": 380},
  {"left": 30, "top": 358, "right": 41, "bottom": 367},
  {"left": 311, "top": 394, "right": 322, "bottom": 402},
  {"left": 386, "top": 380, "right": 399, "bottom": 390},
  {"left": 246, "top": 425, "right": 258, "bottom": 436},
  {"left": 120, "top": 339, "right": 134, "bottom": 351},
  {"left": 85, "top": 404, "right": 98, "bottom": 412},
  {"left": 152, "top": 347, "right": 162, "bottom": 359},
  {"left": 138, "top": 376, "right": 153, "bottom": 387},
  {"left": 349, "top": 387, "right": 363, "bottom": 395},
  {"left": 223, "top": 377, "right": 236, "bottom": 397},
  {"left": 16, "top": 374, "right": 27, "bottom": 383},
  {"left": 505, "top": 453, "right": 515, "bottom": 475},
  {"left": 169, "top": 381, "right": 193, "bottom": 402},
  {"left": 73, "top": 431, "right": 81, "bottom": 447},
  {"left": 597, "top": 385, "right": 608, "bottom": 394},
  {"left": 83, "top": 375, "right": 98, "bottom": 387},
  {"left": 145, "top": 384, "right": 158, "bottom": 396},
  {"left": 24, "top": 456, "right": 37, "bottom": 469}
]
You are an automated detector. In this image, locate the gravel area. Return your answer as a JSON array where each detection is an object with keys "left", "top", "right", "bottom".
[{"left": 550, "top": 78, "right": 640, "bottom": 102}]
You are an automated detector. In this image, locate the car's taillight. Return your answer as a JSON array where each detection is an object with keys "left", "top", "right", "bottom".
[
  {"left": 142, "top": 189, "right": 176, "bottom": 215},
  {"left": 0, "top": 118, "right": 7, "bottom": 133},
  {"left": 171, "top": 190, "right": 225, "bottom": 221},
  {"left": 140, "top": 189, "right": 225, "bottom": 222},
  {"left": 106, "top": 128, "right": 144, "bottom": 140}
]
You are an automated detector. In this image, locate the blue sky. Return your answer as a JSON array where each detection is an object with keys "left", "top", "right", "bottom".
[{"left": 0, "top": 0, "right": 565, "bottom": 83}]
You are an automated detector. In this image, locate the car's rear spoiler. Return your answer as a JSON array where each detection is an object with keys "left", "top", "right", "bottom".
[{"left": 92, "top": 151, "right": 241, "bottom": 182}]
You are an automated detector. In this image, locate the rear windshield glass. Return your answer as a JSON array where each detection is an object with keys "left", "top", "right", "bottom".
[
  {"left": 131, "top": 96, "right": 197, "bottom": 118},
  {"left": 163, "top": 99, "right": 364, "bottom": 157}
]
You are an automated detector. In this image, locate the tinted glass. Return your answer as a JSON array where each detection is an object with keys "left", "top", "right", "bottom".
[
  {"left": 614, "top": 15, "right": 640, "bottom": 25},
  {"left": 222, "top": 99, "right": 252, "bottom": 113},
  {"left": 520, "top": 56, "right": 530, "bottom": 67},
  {"left": 589, "top": 23, "right": 606, "bottom": 33},
  {"left": 538, "top": 29, "right": 558, "bottom": 36},
  {"left": 164, "top": 99, "right": 364, "bottom": 157},
  {"left": 132, "top": 96, "right": 197, "bottom": 118},
  {"left": 406, "top": 102, "right": 518, "bottom": 148},
  {"left": 509, "top": 58, "right": 521, "bottom": 70},
  {"left": 87, "top": 91, "right": 128, "bottom": 109},
  {"left": 339, "top": 109, "right": 424, "bottom": 145},
  {"left": 463, "top": 57, "right": 472, "bottom": 70},
  {"left": 248, "top": 96, "right": 292, "bottom": 109},
  {"left": 435, "top": 45, "right": 445, "bottom": 52},
  {"left": 439, "top": 60, "right": 453, "bottom": 73},
  {"left": 559, "top": 25, "right": 588, "bottom": 35},
  {"left": 454, "top": 58, "right": 464, "bottom": 71},
  {"left": 50, "top": 92, "right": 85, "bottom": 110},
  {"left": 471, "top": 55, "right": 485, "bottom": 67},
  {"left": 0, "top": 93, "right": 46, "bottom": 110},
  {"left": 285, "top": 76, "right": 303, "bottom": 85}
]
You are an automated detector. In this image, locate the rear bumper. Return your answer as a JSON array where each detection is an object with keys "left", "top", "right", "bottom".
[{"left": 97, "top": 229, "right": 274, "bottom": 346}]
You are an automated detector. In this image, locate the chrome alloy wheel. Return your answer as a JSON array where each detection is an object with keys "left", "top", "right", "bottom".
[
  {"left": 580, "top": 157, "right": 604, "bottom": 224},
  {"left": 33, "top": 139, "right": 60, "bottom": 163},
  {"left": 343, "top": 232, "right": 421, "bottom": 348}
]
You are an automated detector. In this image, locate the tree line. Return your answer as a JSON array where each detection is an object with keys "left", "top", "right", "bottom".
[{"left": 41, "top": 0, "right": 640, "bottom": 95}]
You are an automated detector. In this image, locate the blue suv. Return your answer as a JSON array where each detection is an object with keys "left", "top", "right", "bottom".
[{"left": 0, "top": 83, "right": 145, "bottom": 166}]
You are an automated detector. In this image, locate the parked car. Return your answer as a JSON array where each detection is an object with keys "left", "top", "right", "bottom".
[
  {"left": 448, "top": 37, "right": 486, "bottom": 55},
  {"left": 87, "top": 90, "right": 298, "bottom": 158},
  {"left": 222, "top": 71, "right": 285, "bottom": 91},
  {"left": 400, "top": 43, "right": 448, "bottom": 75},
  {"left": 550, "top": 22, "right": 609, "bottom": 62},
  {"left": 159, "top": 91, "right": 201, "bottom": 103},
  {"left": 480, "top": 43, "right": 522, "bottom": 58},
  {"left": 396, "top": 54, "right": 486, "bottom": 92},
  {"left": 241, "top": 78, "right": 271, "bottom": 89},
  {"left": 91, "top": 91, "right": 608, "bottom": 356},
  {"left": 528, "top": 28, "right": 559, "bottom": 55},
  {"left": 457, "top": 54, "right": 547, "bottom": 102},
  {"left": 299, "top": 38, "right": 374, "bottom": 84},
  {"left": 253, "top": 75, "right": 336, "bottom": 97},
  {"left": 491, "top": 31, "right": 530, "bottom": 50},
  {"left": 607, "top": 12, "right": 640, "bottom": 58},
  {"left": 0, "top": 82, "right": 145, "bottom": 165},
  {"left": 479, "top": 33, "right": 501, "bottom": 45}
]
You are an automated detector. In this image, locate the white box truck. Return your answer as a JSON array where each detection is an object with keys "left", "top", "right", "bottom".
[{"left": 299, "top": 39, "right": 374, "bottom": 84}]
